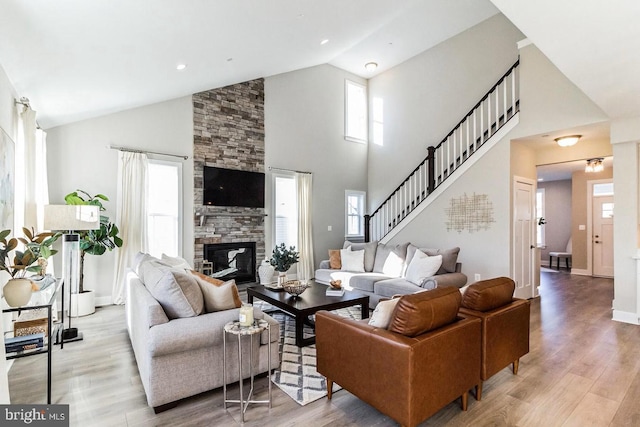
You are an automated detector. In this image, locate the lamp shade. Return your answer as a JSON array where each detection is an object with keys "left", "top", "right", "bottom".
[{"left": 43, "top": 205, "right": 100, "bottom": 231}]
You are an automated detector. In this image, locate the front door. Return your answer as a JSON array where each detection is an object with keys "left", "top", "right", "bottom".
[
  {"left": 513, "top": 178, "right": 535, "bottom": 299},
  {"left": 593, "top": 195, "right": 614, "bottom": 277}
]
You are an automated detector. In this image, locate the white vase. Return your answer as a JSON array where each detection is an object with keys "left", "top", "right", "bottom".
[
  {"left": 277, "top": 272, "right": 287, "bottom": 286},
  {"left": 258, "top": 260, "right": 275, "bottom": 285},
  {"left": 3, "top": 278, "right": 33, "bottom": 307},
  {"left": 69, "top": 290, "right": 95, "bottom": 317}
]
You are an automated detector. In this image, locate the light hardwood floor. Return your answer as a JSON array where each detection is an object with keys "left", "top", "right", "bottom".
[{"left": 8, "top": 272, "right": 640, "bottom": 426}]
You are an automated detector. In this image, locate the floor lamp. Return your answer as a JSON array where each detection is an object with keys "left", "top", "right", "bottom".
[{"left": 44, "top": 204, "right": 99, "bottom": 343}]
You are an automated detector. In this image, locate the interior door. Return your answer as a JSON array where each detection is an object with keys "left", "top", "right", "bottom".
[
  {"left": 593, "top": 195, "right": 614, "bottom": 277},
  {"left": 513, "top": 179, "right": 535, "bottom": 299}
]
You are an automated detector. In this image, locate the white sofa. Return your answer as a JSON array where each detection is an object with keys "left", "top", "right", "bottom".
[
  {"left": 315, "top": 241, "right": 467, "bottom": 308},
  {"left": 125, "top": 264, "right": 280, "bottom": 412}
]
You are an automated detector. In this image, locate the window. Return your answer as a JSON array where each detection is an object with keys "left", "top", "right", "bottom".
[
  {"left": 345, "top": 80, "right": 367, "bottom": 143},
  {"left": 593, "top": 182, "right": 614, "bottom": 196},
  {"left": 273, "top": 174, "right": 298, "bottom": 248},
  {"left": 536, "top": 188, "right": 545, "bottom": 247},
  {"left": 147, "top": 160, "right": 182, "bottom": 258},
  {"left": 345, "top": 190, "right": 366, "bottom": 238},
  {"left": 372, "top": 97, "right": 384, "bottom": 146}
]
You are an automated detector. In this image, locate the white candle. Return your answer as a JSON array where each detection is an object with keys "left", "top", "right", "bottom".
[{"left": 239, "top": 303, "right": 254, "bottom": 327}]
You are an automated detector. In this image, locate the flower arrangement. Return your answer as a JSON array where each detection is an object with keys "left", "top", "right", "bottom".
[
  {"left": 269, "top": 243, "right": 300, "bottom": 272},
  {"left": 0, "top": 228, "right": 60, "bottom": 278}
]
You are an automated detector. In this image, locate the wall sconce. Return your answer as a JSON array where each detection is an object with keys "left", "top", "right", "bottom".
[
  {"left": 555, "top": 135, "right": 581, "bottom": 147},
  {"left": 585, "top": 158, "right": 604, "bottom": 173}
]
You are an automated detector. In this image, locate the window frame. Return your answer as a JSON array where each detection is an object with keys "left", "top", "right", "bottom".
[
  {"left": 345, "top": 190, "right": 366, "bottom": 239},
  {"left": 345, "top": 79, "right": 368, "bottom": 144},
  {"left": 147, "top": 158, "right": 183, "bottom": 257},
  {"left": 271, "top": 171, "right": 298, "bottom": 250}
]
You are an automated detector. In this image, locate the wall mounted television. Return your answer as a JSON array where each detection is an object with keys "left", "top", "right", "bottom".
[{"left": 203, "top": 166, "right": 265, "bottom": 208}]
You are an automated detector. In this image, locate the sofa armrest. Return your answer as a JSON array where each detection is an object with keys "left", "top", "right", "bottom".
[
  {"left": 423, "top": 272, "right": 467, "bottom": 289},
  {"left": 319, "top": 260, "right": 331, "bottom": 269}
]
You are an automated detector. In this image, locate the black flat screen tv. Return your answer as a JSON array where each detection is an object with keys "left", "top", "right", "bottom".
[{"left": 203, "top": 166, "right": 265, "bottom": 208}]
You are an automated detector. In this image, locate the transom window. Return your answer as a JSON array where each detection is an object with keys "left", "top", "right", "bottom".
[{"left": 345, "top": 80, "right": 367, "bottom": 143}]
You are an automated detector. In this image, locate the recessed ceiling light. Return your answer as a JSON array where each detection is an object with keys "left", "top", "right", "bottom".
[
  {"left": 176, "top": 64, "right": 187, "bottom": 71},
  {"left": 365, "top": 62, "right": 378, "bottom": 72},
  {"left": 320, "top": 39, "right": 329, "bottom": 45}
]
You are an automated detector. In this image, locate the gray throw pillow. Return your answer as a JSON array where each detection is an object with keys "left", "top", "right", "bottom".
[
  {"left": 139, "top": 261, "right": 204, "bottom": 319},
  {"left": 406, "top": 245, "right": 460, "bottom": 274},
  {"left": 343, "top": 240, "right": 378, "bottom": 272},
  {"left": 373, "top": 242, "right": 409, "bottom": 276}
]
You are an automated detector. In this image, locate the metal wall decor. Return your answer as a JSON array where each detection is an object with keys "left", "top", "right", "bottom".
[{"left": 446, "top": 193, "right": 495, "bottom": 233}]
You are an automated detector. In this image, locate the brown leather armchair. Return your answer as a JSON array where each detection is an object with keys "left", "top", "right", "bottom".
[
  {"left": 458, "top": 277, "right": 530, "bottom": 400},
  {"left": 316, "top": 287, "right": 481, "bottom": 427}
]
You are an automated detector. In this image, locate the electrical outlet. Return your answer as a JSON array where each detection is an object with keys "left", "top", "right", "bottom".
[
  {"left": 327, "top": 225, "right": 332, "bottom": 231},
  {"left": 474, "top": 273, "right": 481, "bottom": 281}
]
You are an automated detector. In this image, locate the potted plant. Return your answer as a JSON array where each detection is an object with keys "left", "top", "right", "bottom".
[
  {"left": 64, "top": 190, "right": 123, "bottom": 316},
  {"left": 269, "top": 243, "right": 299, "bottom": 285},
  {"left": 0, "top": 228, "right": 60, "bottom": 307}
]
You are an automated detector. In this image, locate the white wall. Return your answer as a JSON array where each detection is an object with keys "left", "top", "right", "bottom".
[
  {"left": 367, "top": 14, "right": 524, "bottom": 211},
  {"left": 265, "top": 64, "right": 369, "bottom": 267},
  {"left": 46, "top": 96, "right": 193, "bottom": 304}
]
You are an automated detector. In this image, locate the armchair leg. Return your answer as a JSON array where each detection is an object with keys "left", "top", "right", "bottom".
[
  {"left": 475, "top": 382, "right": 483, "bottom": 401},
  {"left": 327, "top": 379, "right": 333, "bottom": 400},
  {"left": 513, "top": 359, "right": 520, "bottom": 375},
  {"left": 461, "top": 391, "right": 468, "bottom": 411}
]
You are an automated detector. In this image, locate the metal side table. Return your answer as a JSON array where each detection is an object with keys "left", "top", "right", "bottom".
[{"left": 223, "top": 319, "right": 272, "bottom": 423}]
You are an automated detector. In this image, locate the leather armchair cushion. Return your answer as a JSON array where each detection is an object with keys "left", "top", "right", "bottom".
[
  {"left": 388, "top": 287, "right": 461, "bottom": 337},
  {"left": 461, "top": 277, "right": 515, "bottom": 312}
]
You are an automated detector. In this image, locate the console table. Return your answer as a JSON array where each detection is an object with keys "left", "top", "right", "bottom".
[{"left": 2, "top": 278, "right": 63, "bottom": 404}]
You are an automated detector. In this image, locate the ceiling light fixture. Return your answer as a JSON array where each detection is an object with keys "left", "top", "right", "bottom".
[
  {"left": 555, "top": 135, "right": 581, "bottom": 147},
  {"left": 365, "top": 62, "right": 378, "bottom": 72},
  {"left": 176, "top": 64, "right": 187, "bottom": 71},
  {"left": 585, "top": 158, "right": 604, "bottom": 173},
  {"left": 320, "top": 39, "right": 329, "bottom": 45}
]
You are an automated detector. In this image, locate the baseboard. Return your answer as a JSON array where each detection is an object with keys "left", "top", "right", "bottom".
[
  {"left": 612, "top": 310, "right": 640, "bottom": 325},
  {"left": 95, "top": 296, "right": 112, "bottom": 307},
  {"left": 570, "top": 268, "right": 590, "bottom": 276}
]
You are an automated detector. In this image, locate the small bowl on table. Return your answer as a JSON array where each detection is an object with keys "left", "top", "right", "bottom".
[{"left": 283, "top": 280, "right": 309, "bottom": 298}]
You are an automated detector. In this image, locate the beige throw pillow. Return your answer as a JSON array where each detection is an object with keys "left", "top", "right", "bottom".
[
  {"left": 190, "top": 270, "right": 242, "bottom": 312},
  {"left": 368, "top": 297, "right": 401, "bottom": 329},
  {"left": 328, "top": 250, "right": 342, "bottom": 269}
]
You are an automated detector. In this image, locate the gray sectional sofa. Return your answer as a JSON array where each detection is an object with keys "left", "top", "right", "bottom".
[
  {"left": 125, "top": 260, "right": 280, "bottom": 412},
  {"left": 315, "top": 241, "right": 467, "bottom": 308}
]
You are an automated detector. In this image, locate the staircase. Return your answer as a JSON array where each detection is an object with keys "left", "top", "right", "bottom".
[{"left": 364, "top": 60, "right": 520, "bottom": 242}]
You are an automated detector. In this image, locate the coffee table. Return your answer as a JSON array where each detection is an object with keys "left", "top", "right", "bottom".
[{"left": 247, "top": 281, "right": 369, "bottom": 347}]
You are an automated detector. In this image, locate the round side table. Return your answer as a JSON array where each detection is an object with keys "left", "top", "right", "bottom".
[{"left": 223, "top": 319, "right": 272, "bottom": 423}]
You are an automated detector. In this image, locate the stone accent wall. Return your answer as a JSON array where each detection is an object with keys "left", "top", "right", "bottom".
[{"left": 193, "top": 79, "right": 266, "bottom": 272}]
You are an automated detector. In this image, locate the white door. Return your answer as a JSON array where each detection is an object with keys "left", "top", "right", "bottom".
[
  {"left": 593, "top": 195, "right": 614, "bottom": 277},
  {"left": 513, "top": 178, "right": 535, "bottom": 299}
]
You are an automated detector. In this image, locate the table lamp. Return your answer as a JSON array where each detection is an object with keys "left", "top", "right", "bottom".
[{"left": 44, "top": 204, "right": 99, "bottom": 342}]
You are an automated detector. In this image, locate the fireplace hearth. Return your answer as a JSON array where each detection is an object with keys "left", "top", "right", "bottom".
[{"left": 204, "top": 242, "right": 256, "bottom": 283}]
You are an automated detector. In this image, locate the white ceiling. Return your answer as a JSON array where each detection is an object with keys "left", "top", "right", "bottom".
[
  {"left": 489, "top": 0, "right": 640, "bottom": 120},
  {"left": 0, "top": 0, "right": 499, "bottom": 129}
]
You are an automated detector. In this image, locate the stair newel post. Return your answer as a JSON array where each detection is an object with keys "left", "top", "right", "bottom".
[
  {"left": 427, "top": 146, "right": 436, "bottom": 194},
  {"left": 364, "top": 214, "right": 371, "bottom": 242}
]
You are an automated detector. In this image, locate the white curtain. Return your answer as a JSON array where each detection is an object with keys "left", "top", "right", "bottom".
[
  {"left": 112, "top": 151, "right": 148, "bottom": 305},
  {"left": 296, "top": 172, "right": 314, "bottom": 281}
]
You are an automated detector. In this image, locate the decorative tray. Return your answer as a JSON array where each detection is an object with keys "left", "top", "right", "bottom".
[{"left": 264, "top": 283, "right": 285, "bottom": 291}]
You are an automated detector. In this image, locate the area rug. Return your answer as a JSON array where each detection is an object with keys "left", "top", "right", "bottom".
[{"left": 254, "top": 301, "right": 361, "bottom": 406}]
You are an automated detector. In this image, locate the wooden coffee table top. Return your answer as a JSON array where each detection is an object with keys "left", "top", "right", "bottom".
[{"left": 247, "top": 281, "right": 369, "bottom": 317}]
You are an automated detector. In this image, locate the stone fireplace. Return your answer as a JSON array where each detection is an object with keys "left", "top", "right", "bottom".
[
  {"left": 204, "top": 242, "right": 257, "bottom": 283},
  {"left": 192, "top": 79, "right": 266, "bottom": 276}
]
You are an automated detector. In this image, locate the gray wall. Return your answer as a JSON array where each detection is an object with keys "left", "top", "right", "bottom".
[
  {"left": 367, "top": 14, "right": 524, "bottom": 211},
  {"left": 538, "top": 180, "right": 572, "bottom": 265},
  {"left": 46, "top": 96, "right": 194, "bottom": 305},
  {"left": 264, "top": 64, "right": 369, "bottom": 267}
]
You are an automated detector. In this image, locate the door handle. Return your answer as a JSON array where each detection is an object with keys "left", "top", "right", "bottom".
[
  {"left": 530, "top": 245, "right": 536, "bottom": 249},
  {"left": 595, "top": 241, "right": 601, "bottom": 244}
]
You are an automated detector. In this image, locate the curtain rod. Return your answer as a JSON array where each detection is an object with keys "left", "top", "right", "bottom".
[
  {"left": 268, "top": 166, "right": 312, "bottom": 175},
  {"left": 108, "top": 145, "right": 189, "bottom": 160}
]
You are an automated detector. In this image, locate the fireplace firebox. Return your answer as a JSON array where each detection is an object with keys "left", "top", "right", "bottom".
[{"left": 204, "top": 242, "right": 256, "bottom": 283}]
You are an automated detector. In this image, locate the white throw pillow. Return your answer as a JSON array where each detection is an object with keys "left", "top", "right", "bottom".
[
  {"left": 405, "top": 250, "right": 443, "bottom": 286},
  {"left": 340, "top": 248, "right": 365, "bottom": 273},
  {"left": 191, "top": 272, "right": 242, "bottom": 312},
  {"left": 161, "top": 253, "right": 192, "bottom": 270},
  {"left": 368, "top": 297, "right": 401, "bottom": 328}
]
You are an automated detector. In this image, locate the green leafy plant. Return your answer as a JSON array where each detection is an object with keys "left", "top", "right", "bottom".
[
  {"left": 0, "top": 228, "right": 60, "bottom": 278},
  {"left": 64, "top": 190, "right": 123, "bottom": 293},
  {"left": 269, "top": 243, "right": 300, "bottom": 272}
]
